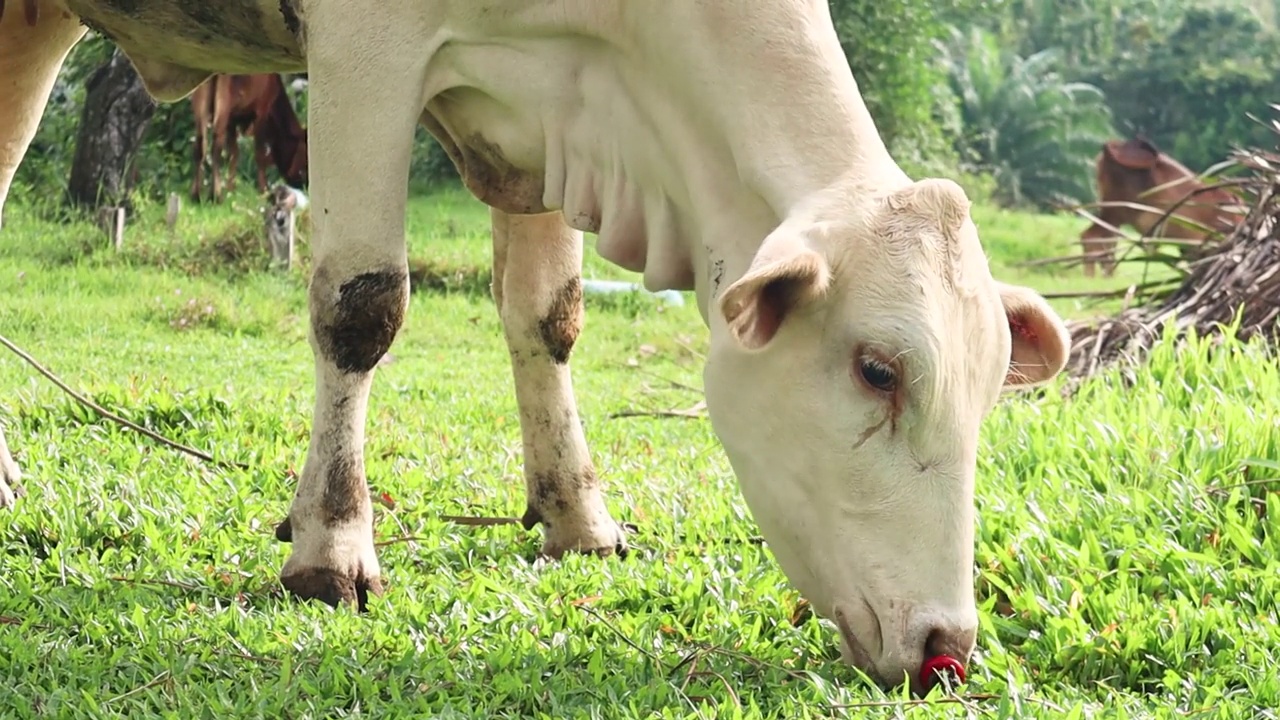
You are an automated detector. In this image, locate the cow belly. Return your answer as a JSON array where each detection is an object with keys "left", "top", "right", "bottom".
[
  {"left": 421, "top": 39, "right": 701, "bottom": 291},
  {"left": 65, "top": 0, "right": 305, "bottom": 78}
]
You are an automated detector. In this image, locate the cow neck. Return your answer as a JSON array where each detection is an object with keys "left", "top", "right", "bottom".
[{"left": 638, "top": 7, "right": 912, "bottom": 326}]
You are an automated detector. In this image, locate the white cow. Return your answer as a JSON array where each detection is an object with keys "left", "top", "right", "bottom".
[{"left": 0, "top": 0, "right": 1071, "bottom": 694}]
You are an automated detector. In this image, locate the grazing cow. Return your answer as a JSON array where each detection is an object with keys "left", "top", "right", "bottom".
[
  {"left": 1080, "top": 137, "right": 1244, "bottom": 277},
  {"left": 189, "top": 72, "right": 309, "bottom": 203},
  {"left": 0, "top": 0, "right": 1071, "bottom": 694}
]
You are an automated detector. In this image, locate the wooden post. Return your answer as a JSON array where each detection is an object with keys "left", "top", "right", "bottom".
[
  {"left": 263, "top": 184, "right": 297, "bottom": 270},
  {"left": 112, "top": 207, "right": 125, "bottom": 251},
  {"left": 165, "top": 193, "right": 181, "bottom": 232},
  {"left": 95, "top": 205, "right": 126, "bottom": 250}
]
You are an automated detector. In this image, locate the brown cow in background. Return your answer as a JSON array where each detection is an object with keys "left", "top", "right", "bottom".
[
  {"left": 190, "top": 73, "right": 309, "bottom": 203},
  {"left": 1080, "top": 137, "right": 1244, "bottom": 277}
]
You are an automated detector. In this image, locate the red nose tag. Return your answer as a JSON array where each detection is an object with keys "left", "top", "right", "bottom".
[{"left": 920, "top": 654, "right": 966, "bottom": 689}]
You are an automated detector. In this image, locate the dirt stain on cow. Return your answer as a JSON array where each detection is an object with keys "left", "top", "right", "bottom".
[
  {"left": 521, "top": 467, "right": 599, "bottom": 530},
  {"left": 538, "top": 278, "right": 584, "bottom": 364},
  {"left": 313, "top": 268, "right": 408, "bottom": 374},
  {"left": 321, "top": 451, "right": 365, "bottom": 524}
]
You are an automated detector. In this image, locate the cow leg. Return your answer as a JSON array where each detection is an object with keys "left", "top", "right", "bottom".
[
  {"left": 210, "top": 86, "right": 235, "bottom": 203},
  {"left": 0, "top": 424, "right": 22, "bottom": 509},
  {"left": 1080, "top": 236, "right": 1098, "bottom": 278},
  {"left": 274, "top": 47, "right": 421, "bottom": 611},
  {"left": 0, "top": 7, "right": 87, "bottom": 229},
  {"left": 0, "top": 5, "right": 87, "bottom": 508},
  {"left": 210, "top": 121, "right": 227, "bottom": 203},
  {"left": 1080, "top": 225, "right": 1118, "bottom": 278},
  {"left": 491, "top": 209, "right": 629, "bottom": 559},
  {"left": 225, "top": 128, "right": 241, "bottom": 194},
  {"left": 190, "top": 123, "right": 207, "bottom": 202},
  {"left": 253, "top": 131, "right": 270, "bottom": 193}
]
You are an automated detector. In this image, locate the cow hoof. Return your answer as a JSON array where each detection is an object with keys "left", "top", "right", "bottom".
[
  {"left": 279, "top": 520, "right": 383, "bottom": 611},
  {"left": 537, "top": 518, "right": 630, "bottom": 561},
  {"left": 280, "top": 566, "right": 384, "bottom": 612},
  {"left": 0, "top": 459, "right": 23, "bottom": 510},
  {"left": 0, "top": 481, "right": 19, "bottom": 509}
]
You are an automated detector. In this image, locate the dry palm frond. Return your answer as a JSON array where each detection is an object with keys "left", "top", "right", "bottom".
[{"left": 1059, "top": 126, "right": 1280, "bottom": 392}]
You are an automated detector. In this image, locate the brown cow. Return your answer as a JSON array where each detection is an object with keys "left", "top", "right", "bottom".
[
  {"left": 1080, "top": 137, "right": 1244, "bottom": 277},
  {"left": 189, "top": 73, "right": 308, "bottom": 203}
]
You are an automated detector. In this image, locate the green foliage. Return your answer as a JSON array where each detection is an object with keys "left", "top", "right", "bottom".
[
  {"left": 409, "top": 127, "right": 462, "bottom": 192},
  {"left": 0, "top": 190, "right": 1277, "bottom": 717},
  {"left": 1093, "top": 5, "right": 1280, "bottom": 171},
  {"left": 18, "top": 35, "right": 212, "bottom": 208},
  {"left": 943, "top": 27, "right": 1116, "bottom": 209},
  {"left": 986, "top": 0, "right": 1280, "bottom": 175},
  {"left": 827, "top": 0, "right": 1000, "bottom": 172},
  {"left": 15, "top": 34, "right": 459, "bottom": 209},
  {"left": 996, "top": 0, "right": 1187, "bottom": 74}
]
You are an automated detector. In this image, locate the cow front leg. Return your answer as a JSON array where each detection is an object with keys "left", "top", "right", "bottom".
[
  {"left": 252, "top": 131, "right": 271, "bottom": 193},
  {"left": 225, "top": 129, "right": 241, "bottom": 194},
  {"left": 1, "top": 1, "right": 87, "bottom": 507},
  {"left": 0, "top": 424, "right": 22, "bottom": 509},
  {"left": 210, "top": 122, "right": 228, "bottom": 203},
  {"left": 491, "top": 209, "right": 628, "bottom": 559},
  {"left": 1080, "top": 225, "right": 1118, "bottom": 278},
  {"left": 275, "top": 44, "right": 420, "bottom": 610},
  {"left": 0, "top": 4, "right": 88, "bottom": 228},
  {"left": 190, "top": 121, "right": 206, "bottom": 202}
]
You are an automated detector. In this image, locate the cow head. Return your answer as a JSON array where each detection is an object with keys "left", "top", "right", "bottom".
[
  {"left": 1103, "top": 136, "right": 1161, "bottom": 171},
  {"left": 702, "top": 177, "right": 1069, "bottom": 693}
]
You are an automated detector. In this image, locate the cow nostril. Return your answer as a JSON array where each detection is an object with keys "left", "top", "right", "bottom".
[
  {"left": 919, "top": 653, "right": 965, "bottom": 691},
  {"left": 919, "top": 627, "right": 971, "bottom": 691}
]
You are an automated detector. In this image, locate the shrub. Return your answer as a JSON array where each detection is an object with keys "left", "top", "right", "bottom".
[{"left": 942, "top": 26, "right": 1116, "bottom": 209}]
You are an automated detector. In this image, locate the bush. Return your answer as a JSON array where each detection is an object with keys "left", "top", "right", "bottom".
[
  {"left": 942, "top": 26, "right": 1116, "bottom": 209},
  {"left": 1093, "top": 6, "right": 1280, "bottom": 172},
  {"left": 828, "top": 0, "right": 998, "bottom": 173}
]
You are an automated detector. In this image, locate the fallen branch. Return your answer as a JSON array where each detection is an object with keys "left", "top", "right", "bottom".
[
  {"left": 609, "top": 399, "right": 707, "bottom": 420},
  {"left": 107, "top": 575, "right": 204, "bottom": 592},
  {"left": 825, "top": 692, "right": 1062, "bottom": 711},
  {"left": 103, "top": 670, "right": 172, "bottom": 705},
  {"left": 608, "top": 408, "right": 706, "bottom": 420},
  {"left": 0, "top": 330, "right": 250, "bottom": 471}
]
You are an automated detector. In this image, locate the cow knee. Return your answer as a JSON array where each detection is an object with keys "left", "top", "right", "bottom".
[
  {"left": 531, "top": 277, "right": 584, "bottom": 364},
  {"left": 310, "top": 265, "right": 409, "bottom": 373}
]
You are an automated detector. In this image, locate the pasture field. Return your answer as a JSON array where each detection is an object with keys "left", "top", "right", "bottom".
[{"left": 0, "top": 186, "right": 1277, "bottom": 719}]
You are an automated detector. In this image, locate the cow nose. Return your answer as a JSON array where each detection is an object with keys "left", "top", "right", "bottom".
[{"left": 918, "top": 624, "right": 976, "bottom": 693}]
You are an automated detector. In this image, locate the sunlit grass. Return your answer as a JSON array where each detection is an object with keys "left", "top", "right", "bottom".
[{"left": 0, "top": 187, "right": 1274, "bottom": 718}]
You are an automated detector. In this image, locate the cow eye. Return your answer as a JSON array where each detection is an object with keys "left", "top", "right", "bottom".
[{"left": 858, "top": 357, "right": 899, "bottom": 393}]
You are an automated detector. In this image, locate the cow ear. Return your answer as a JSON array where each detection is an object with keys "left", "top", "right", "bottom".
[
  {"left": 1106, "top": 139, "right": 1158, "bottom": 170},
  {"left": 719, "top": 237, "right": 832, "bottom": 351},
  {"left": 998, "top": 282, "right": 1070, "bottom": 389}
]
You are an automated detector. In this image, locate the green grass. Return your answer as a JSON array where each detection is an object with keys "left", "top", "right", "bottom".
[{"left": 0, "top": 185, "right": 1276, "bottom": 718}]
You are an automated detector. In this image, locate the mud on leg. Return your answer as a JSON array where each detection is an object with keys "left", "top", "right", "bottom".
[
  {"left": 491, "top": 208, "right": 628, "bottom": 559},
  {"left": 275, "top": 16, "right": 422, "bottom": 609}
]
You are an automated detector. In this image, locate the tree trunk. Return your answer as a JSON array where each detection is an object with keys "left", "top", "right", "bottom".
[{"left": 66, "top": 48, "right": 156, "bottom": 210}]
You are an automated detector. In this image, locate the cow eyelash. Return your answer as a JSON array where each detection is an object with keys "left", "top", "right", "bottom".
[{"left": 858, "top": 357, "right": 899, "bottom": 393}]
